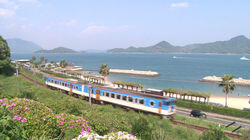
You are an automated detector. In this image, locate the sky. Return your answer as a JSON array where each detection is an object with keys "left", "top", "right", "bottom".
[{"left": 0, "top": 0, "right": 250, "bottom": 50}]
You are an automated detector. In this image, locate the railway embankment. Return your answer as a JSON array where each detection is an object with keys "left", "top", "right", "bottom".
[
  {"left": 109, "top": 69, "right": 160, "bottom": 76},
  {"left": 200, "top": 75, "right": 250, "bottom": 86}
]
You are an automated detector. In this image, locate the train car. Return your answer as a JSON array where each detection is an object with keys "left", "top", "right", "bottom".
[{"left": 45, "top": 76, "right": 176, "bottom": 117}]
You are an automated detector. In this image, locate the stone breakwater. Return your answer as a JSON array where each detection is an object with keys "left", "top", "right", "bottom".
[
  {"left": 200, "top": 76, "right": 250, "bottom": 86},
  {"left": 110, "top": 69, "right": 160, "bottom": 76}
]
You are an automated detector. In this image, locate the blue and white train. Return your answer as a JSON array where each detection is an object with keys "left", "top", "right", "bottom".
[{"left": 45, "top": 76, "right": 176, "bottom": 117}]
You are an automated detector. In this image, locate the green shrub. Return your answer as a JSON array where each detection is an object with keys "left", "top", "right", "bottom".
[
  {"left": 176, "top": 100, "right": 250, "bottom": 118},
  {"left": 199, "top": 126, "right": 229, "bottom": 140},
  {"left": 131, "top": 115, "right": 154, "bottom": 140},
  {"left": 17, "top": 90, "right": 37, "bottom": 100},
  {"left": 0, "top": 106, "right": 27, "bottom": 140}
]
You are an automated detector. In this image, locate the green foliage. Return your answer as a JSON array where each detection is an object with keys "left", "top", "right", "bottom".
[
  {"left": 131, "top": 115, "right": 154, "bottom": 139},
  {"left": 99, "top": 64, "right": 110, "bottom": 77},
  {"left": 0, "top": 35, "right": 13, "bottom": 75},
  {"left": 163, "top": 88, "right": 211, "bottom": 98},
  {"left": 0, "top": 106, "right": 27, "bottom": 140},
  {"left": 59, "top": 59, "right": 68, "bottom": 68},
  {"left": 199, "top": 126, "right": 229, "bottom": 140},
  {"left": 177, "top": 100, "right": 250, "bottom": 118},
  {"left": 84, "top": 105, "right": 131, "bottom": 135},
  {"left": 113, "top": 80, "right": 144, "bottom": 88}
]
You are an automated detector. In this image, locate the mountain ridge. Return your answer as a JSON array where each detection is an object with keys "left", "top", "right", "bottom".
[
  {"left": 7, "top": 38, "right": 43, "bottom": 53},
  {"left": 35, "top": 47, "right": 81, "bottom": 54},
  {"left": 108, "top": 35, "right": 250, "bottom": 54}
]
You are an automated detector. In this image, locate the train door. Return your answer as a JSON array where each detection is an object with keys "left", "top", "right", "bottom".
[
  {"left": 70, "top": 84, "right": 73, "bottom": 93},
  {"left": 96, "top": 90, "right": 100, "bottom": 100},
  {"left": 158, "top": 102, "right": 162, "bottom": 114}
]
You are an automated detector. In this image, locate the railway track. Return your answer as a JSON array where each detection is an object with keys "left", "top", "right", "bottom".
[{"left": 19, "top": 72, "right": 248, "bottom": 139}]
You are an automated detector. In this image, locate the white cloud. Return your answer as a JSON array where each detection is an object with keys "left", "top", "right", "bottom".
[
  {"left": 171, "top": 2, "right": 189, "bottom": 8},
  {"left": 18, "top": 0, "right": 38, "bottom": 3},
  {"left": 81, "top": 25, "right": 109, "bottom": 35},
  {"left": 0, "top": 8, "right": 14, "bottom": 17},
  {"left": 81, "top": 25, "right": 132, "bottom": 35}
]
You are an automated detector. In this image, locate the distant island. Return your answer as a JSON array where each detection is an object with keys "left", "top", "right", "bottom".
[
  {"left": 108, "top": 35, "right": 250, "bottom": 54},
  {"left": 7, "top": 38, "right": 43, "bottom": 53},
  {"left": 35, "top": 47, "right": 82, "bottom": 54}
]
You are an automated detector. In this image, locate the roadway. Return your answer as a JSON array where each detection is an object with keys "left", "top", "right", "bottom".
[{"left": 175, "top": 110, "right": 250, "bottom": 129}]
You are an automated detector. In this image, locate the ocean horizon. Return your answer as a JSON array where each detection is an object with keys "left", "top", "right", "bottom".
[{"left": 11, "top": 53, "right": 250, "bottom": 97}]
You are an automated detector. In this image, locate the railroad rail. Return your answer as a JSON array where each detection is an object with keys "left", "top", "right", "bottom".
[{"left": 18, "top": 72, "right": 248, "bottom": 139}]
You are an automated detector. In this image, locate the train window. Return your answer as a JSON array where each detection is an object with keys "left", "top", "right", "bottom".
[
  {"left": 76, "top": 86, "right": 78, "bottom": 90},
  {"left": 116, "top": 94, "right": 121, "bottom": 99},
  {"left": 149, "top": 101, "right": 155, "bottom": 107},
  {"left": 139, "top": 99, "right": 144, "bottom": 105},
  {"left": 62, "top": 83, "right": 65, "bottom": 86},
  {"left": 106, "top": 92, "right": 110, "bottom": 97},
  {"left": 96, "top": 90, "right": 100, "bottom": 94},
  {"left": 128, "top": 97, "right": 133, "bottom": 102},
  {"left": 103, "top": 92, "right": 106, "bottom": 96},
  {"left": 134, "top": 98, "right": 138, "bottom": 103},
  {"left": 164, "top": 102, "right": 170, "bottom": 106},
  {"left": 111, "top": 93, "right": 115, "bottom": 98},
  {"left": 51, "top": 80, "right": 54, "bottom": 83},
  {"left": 122, "top": 96, "right": 127, "bottom": 101}
]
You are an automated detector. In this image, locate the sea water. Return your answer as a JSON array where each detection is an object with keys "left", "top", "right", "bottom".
[{"left": 11, "top": 53, "right": 250, "bottom": 97}]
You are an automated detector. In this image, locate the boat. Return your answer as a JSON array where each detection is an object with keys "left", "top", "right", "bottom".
[
  {"left": 173, "top": 56, "right": 177, "bottom": 59},
  {"left": 240, "top": 56, "right": 249, "bottom": 60}
]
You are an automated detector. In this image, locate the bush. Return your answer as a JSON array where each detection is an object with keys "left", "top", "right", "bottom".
[
  {"left": 131, "top": 115, "right": 154, "bottom": 140},
  {"left": 0, "top": 106, "right": 27, "bottom": 140},
  {"left": 176, "top": 100, "right": 250, "bottom": 118},
  {"left": 0, "top": 98, "right": 91, "bottom": 139},
  {"left": 199, "top": 126, "right": 229, "bottom": 140}
]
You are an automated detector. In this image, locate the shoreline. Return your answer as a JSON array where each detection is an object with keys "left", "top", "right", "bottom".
[{"left": 209, "top": 95, "right": 250, "bottom": 110}]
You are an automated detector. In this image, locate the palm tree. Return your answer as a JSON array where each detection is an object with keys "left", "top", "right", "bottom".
[
  {"left": 219, "top": 75, "right": 235, "bottom": 107},
  {"left": 99, "top": 64, "right": 110, "bottom": 84},
  {"left": 60, "top": 59, "right": 68, "bottom": 68}
]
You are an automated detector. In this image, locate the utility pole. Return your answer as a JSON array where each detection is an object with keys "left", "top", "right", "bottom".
[
  {"left": 16, "top": 64, "right": 19, "bottom": 76},
  {"left": 89, "top": 87, "right": 92, "bottom": 105}
]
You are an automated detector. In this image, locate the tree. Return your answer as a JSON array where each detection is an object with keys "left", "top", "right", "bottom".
[
  {"left": 30, "top": 56, "right": 36, "bottom": 63},
  {"left": 219, "top": 75, "right": 235, "bottom": 107},
  {"left": 0, "top": 35, "right": 13, "bottom": 75},
  {"left": 44, "top": 59, "right": 48, "bottom": 64},
  {"left": 38, "top": 56, "right": 44, "bottom": 65},
  {"left": 99, "top": 64, "right": 110, "bottom": 84},
  {"left": 59, "top": 59, "right": 68, "bottom": 68}
]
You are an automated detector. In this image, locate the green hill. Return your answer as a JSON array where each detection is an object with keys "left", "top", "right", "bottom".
[
  {"left": 7, "top": 38, "right": 43, "bottom": 53},
  {"left": 35, "top": 47, "right": 80, "bottom": 54},
  {"left": 108, "top": 35, "right": 250, "bottom": 54}
]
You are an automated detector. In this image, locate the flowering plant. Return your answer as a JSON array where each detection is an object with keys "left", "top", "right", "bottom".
[
  {"left": 73, "top": 131, "right": 137, "bottom": 140},
  {"left": 0, "top": 98, "right": 90, "bottom": 138}
]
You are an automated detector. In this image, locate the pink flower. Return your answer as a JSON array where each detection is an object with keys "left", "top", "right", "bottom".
[
  {"left": 25, "top": 98, "right": 29, "bottom": 101},
  {"left": 58, "top": 121, "right": 64, "bottom": 126},
  {"left": 8, "top": 103, "right": 15, "bottom": 109},
  {"left": 61, "top": 117, "right": 65, "bottom": 121},
  {"left": 0, "top": 99, "right": 3, "bottom": 103},
  {"left": 56, "top": 115, "right": 60, "bottom": 118},
  {"left": 25, "top": 107, "right": 30, "bottom": 110},
  {"left": 82, "top": 123, "right": 85, "bottom": 127},
  {"left": 13, "top": 116, "right": 22, "bottom": 121},
  {"left": 22, "top": 118, "right": 27, "bottom": 123},
  {"left": 43, "top": 118, "right": 46, "bottom": 121},
  {"left": 3, "top": 103, "right": 6, "bottom": 106},
  {"left": 76, "top": 119, "right": 80, "bottom": 123},
  {"left": 3, "top": 98, "right": 6, "bottom": 101},
  {"left": 69, "top": 124, "right": 74, "bottom": 129},
  {"left": 47, "top": 108, "right": 50, "bottom": 111}
]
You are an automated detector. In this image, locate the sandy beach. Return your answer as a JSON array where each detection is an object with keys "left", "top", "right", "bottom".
[{"left": 210, "top": 96, "right": 250, "bottom": 110}]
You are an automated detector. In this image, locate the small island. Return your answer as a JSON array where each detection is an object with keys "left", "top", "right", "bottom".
[{"left": 35, "top": 47, "right": 83, "bottom": 54}]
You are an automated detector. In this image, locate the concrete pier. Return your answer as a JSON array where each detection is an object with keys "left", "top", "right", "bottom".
[{"left": 110, "top": 69, "right": 160, "bottom": 76}]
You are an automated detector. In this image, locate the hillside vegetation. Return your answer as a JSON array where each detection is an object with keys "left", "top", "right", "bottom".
[{"left": 108, "top": 35, "right": 250, "bottom": 54}]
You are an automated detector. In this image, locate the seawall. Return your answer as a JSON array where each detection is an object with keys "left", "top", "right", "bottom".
[{"left": 109, "top": 69, "right": 160, "bottom": 76}]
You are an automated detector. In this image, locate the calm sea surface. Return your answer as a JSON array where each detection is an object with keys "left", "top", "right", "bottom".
[{"left": 11, "top": 53, "right": 250, "bottom": 97}]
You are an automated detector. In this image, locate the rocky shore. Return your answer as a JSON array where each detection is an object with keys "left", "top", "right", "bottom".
[
  {"left": 109, "top": 69, "right": 160, "bottom": 76},
  {"left": 200, "top": 75, "right": 250, "bottom": 86}
]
